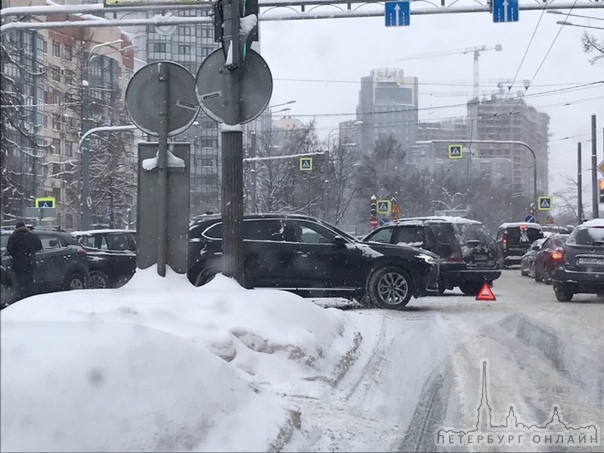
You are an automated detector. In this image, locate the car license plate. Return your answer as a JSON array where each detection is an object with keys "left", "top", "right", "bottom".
[{"left": 577, "top": 257, "right": 604, "bottom": 265}]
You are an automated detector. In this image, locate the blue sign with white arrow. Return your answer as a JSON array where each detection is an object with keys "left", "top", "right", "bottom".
[
  {"left": 493, "top": 0, "right": 519, "bottom": 23},
  {"left": 385, "top": 1, "right": 410, "bottom": 27}
]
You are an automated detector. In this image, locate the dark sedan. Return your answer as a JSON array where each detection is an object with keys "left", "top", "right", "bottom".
[
  {"left": 188, "top": 213, "right": 440, "bottom": 310},
  {"left": 533, "top": 234, "right": 568, "bottom": 283},
  {"left": 519, "top": 238, "right": 547, "bottom": 277}
]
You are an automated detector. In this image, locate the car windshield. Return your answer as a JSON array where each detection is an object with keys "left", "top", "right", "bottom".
[{"left": 506, "top": 227, "right": 543, "bottom": 244}]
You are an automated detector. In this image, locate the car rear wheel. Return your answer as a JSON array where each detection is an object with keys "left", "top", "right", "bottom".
[
  {"left": 554, "top": 282, "right": 573, "bottom": 302},
  {"left": 65, "top": 272, "right": 87, "bottom": 291},
  {"left": 367, "top": 266, "right": 413, "bottom": 310},
  {"left": 534, "top": 266, "right": 543, "bottom": 283},
  {"left": 89, "top": 271, "right": 109, "bottom": 289},
  {"left": 459, "top": 282, "right": 484, "bottom": 296},
  {"left": 194, "top": 269, "right": 217, "bottom": 287}
]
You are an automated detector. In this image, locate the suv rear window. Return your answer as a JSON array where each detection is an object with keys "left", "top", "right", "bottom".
[
  {"left": 567, "top": 226, "right": 604, "bottom": 245},
  {"left": 505, "top": 227, "right": 542, "bottom": 244}
]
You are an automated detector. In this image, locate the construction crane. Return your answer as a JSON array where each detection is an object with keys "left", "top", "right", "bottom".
[{"left": 396, "top": 45, "right": 503, "bottom": 101}]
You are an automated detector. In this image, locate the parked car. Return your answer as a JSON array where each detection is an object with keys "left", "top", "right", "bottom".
[
  {"left": 495, "top": 222, "right": 544, "bottom": 268},
  {"left": 533, "top": 234, "right": 568, "bottom": 283},
  {"left": 71, "top": 229, "right": 137, "bottom": 289},
  {"left": 188, "top": 213, "right": 440, "bottom": 310},
  {"left": 362, "top": 216, "right": 501, "bottom": 296},
  {"left": 1, "top": 228, "right": 89, "bottom": 306},
  {"left": 519, "top": 238, "right": 547, "bottom": 277},
  {"left": 553, "top": 219, "right": 604, "bottom": 302}
]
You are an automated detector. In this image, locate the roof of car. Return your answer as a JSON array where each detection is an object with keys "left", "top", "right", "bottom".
[
  {"left": 393, "top": 216, "right": 482, "bottom": 225},
  {"left": 577, "top": 218, "right": 604, "bottom": 228},
  {"left": 71, "top": 229, "right": 136, "bottom": 236},
  {"left": 498, "top": 222, "right": 543, "bottom": 229},
  {"left": 190, "top": 212, "right": 326, "bottom": 224}
]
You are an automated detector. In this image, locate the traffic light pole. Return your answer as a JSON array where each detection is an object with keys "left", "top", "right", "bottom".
[{"left": 221, "top": 0, "right": 245, "bottom": 286}]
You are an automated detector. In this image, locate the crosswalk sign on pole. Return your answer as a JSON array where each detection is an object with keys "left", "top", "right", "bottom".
[
  {"left": 299, "top": 157, "right": 313, "bottom": 171},
  {"left": 35, "top": 197, "right": 55, "bottom": 208},
  {"left": 448, "top": 144, "right": 463, "bottom": 159},
  {"left": 537, "top": 196, "right": 553, "bottom": 211},
  {"left": 376, "top": 199, "right": 391, "bottom": 214}
]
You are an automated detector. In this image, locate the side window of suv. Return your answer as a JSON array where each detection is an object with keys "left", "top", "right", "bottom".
[
  {"left": 39, "top": 235, "right": 62, "bottom": 250},
  {"left": 244, "top": 220, "right": 284, "bottom": 241},
  {"left": 368, "top": 227, "right": 394, "bottom": 244},
  {"left": 393, "top": 226, "right": 424, "bottom": 246}
]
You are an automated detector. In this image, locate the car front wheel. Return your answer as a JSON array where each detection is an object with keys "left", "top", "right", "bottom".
[
  {"left": 367, "top": 266, "right": 413, "bottom": 310},
  {"left": 554, "top": 282, "right": 574, "bottom": 302},
  {"left": 65, "top": 272, "right": 87, "bottom": 291},
  {"left": 89, "top": 271, "right": 109, "bottom": 289}
]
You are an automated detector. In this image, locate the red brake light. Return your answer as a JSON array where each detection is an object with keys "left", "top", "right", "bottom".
[
  {"left": 502, "top": 233, "right": 508, "bottom": 250},
  {"left": 77, "top": 247, "right": 87, "bottom": 256},
  {"left": 551, "top": 250, "right": 564, "bottom": 262},
  {"left": 447, "top": 253, "right": 463, "bottom": 262}
]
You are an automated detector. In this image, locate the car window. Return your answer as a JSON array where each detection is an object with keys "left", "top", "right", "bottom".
[
  {"left": 427, "top": 223, "right": 456, "bottom": 245},
  {"left": 506, "top": 227, "right": 543, "bottom": 244},
  {"left": 296, "top": 220, "right": 337, "bottom": 244},
  {"left": 459, "top": 224, "right": 492, "bottom": 243},
  {"left": 393, "top": 226, "right": 424, "bottom": 246},
  {"left": 366, "top": 228, "right": 394, "bottom": 244},
  {"left": 245, "top": 220, "right": 284, "bottom": 241},
  {"left": 106, "top": 233, "right": 130, "bottom": 251},
  {"left": 38, "top": 235, "right": 63, "bottom": 250},
  {"left": 567, "top": 226, "right": 604, "bottom": 245}
]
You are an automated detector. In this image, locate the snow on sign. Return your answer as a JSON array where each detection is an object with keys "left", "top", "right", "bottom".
[
  {"left": 377, "top": 200, "right": 391, "bottom": 214},
  {"left": 299, "top": 157, "right": 313, "bottom": 171},
  {"left": 104, "top": 0, "right": 208, "bottom": 5},
  {"left": 538, "top": 196, "right": 553, "bottom": 211},
  {"left": 448, "top": 144, "right": 463, "bottom": 159}
]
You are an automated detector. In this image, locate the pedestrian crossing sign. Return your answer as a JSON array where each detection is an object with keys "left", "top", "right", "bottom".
[
  {"left": 377, "top": 199, "right": 391, "bottom": 214},
  {"left": 35, "top": 197, "right": 55, "bottom": 208},
  {"left": 538, "top": 196, "right": 553, "bottom": 211},
  {"left": 299, "top": 157, "right": 313, "bottom": 171},
  {"left": 449, "top": 144, "right": 463, "bottom": 159}
]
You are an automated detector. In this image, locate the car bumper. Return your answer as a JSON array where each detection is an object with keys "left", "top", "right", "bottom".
[
  {"left": 555, "top": 266, "right": 604, "bottom": 292},
  {"left": 440, "top": 263, "right": 501, "bottom": 285}
]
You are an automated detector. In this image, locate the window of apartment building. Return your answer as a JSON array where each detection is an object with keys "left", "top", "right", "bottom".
[
  {"left": 181, "top": 25, "right": 194, "bottom": 36},
  {"left": 153, "top": 42, "right": 167, "bottom": 53},
  {"left": 201, "top": 138, "right": 217, "bottom": 148},
  {"left": 43, "top": 40, "right": 47, "bottom": 54},
  {"left": 50, "top": 66, "right": 61, "bottom": 82},
  {"left": 53, "top": 163, "right": 61, "bottom": 176},
  {"left": 53, "top": 91, "right": 61, "bottom": 105},
  {"left": 52, "top": 40, "right": 61, "bottom": 58},
  {"left": 178, "top": 44, "right": 191, "bottom": 55},
  {"left": 65, "top": 142, "right": 73, "bottom": 157},
  {"left": 52, "top": 113, "right": 61, "bottom": 131},
  {"left": 63, "top": 46, "right": 72, "bottom": 61},
  {"left": 43, "top": 115, "right": 48, "bottom": 128},
  {"left": 52, "top": 138, "right": 61, "bottom": 155}
]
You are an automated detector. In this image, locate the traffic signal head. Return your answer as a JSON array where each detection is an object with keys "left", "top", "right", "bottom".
[{"left": 370, "top": 201, "right": 377, "bottom": 216}]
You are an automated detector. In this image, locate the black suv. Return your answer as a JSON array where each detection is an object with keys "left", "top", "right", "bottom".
[
  {"left": 495, "top": 222, "right": 544, "bottom": 268},
  {"left": 71, "top": 229, "right": 137, "bottom": 289},
  {"left": 363, "top": 216, "right": 501, "bottom": 296},
  {"left": 1, "top": 229, "right": 89, "bottom": 306},
  {"left": 188, "top": 213, "right": 440, "bottom": 310},
  {"left": 553, "top": 219, "right": 604, "bottom": 302}
]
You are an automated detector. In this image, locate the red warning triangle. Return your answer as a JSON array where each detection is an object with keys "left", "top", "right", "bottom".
[{"left": 476, "top": 282, "right": 496, "bottom": 301}]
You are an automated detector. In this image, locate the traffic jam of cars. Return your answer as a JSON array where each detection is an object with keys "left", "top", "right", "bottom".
[{"left": 3, "top": 216, "right": 604, "bottom": 308}]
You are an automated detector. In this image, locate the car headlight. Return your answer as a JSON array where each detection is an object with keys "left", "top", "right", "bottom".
[{"left": 416, "top": 253, "right": 436, "bottom": 265}]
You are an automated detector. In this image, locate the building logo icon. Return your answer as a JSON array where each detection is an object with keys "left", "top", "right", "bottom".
[{"left": 436, "top": 361, "right": 600, "bottom": 448}]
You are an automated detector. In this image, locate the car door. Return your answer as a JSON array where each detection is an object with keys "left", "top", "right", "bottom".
[{"left": 33, "top": 233, "right": 70, "bottom": 290}]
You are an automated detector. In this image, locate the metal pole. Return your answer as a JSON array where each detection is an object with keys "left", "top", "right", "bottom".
[
  {"left": 578, "top": 142, "right": 583, "bottom": 223},
  {"left": 221, "top": 0, "right": 245, "bottom": 285},
  {"left": 593, "top": 115, "right": 599, "bottom": 219},
  {"left": 81, "top": 79, "right": 90, "bottom": 230},
  {"left": 157, "top": 62, "right": 169, "bottom": 276},
  {"left": 250, "top": 131, "right": 257, "bottom": 213}
]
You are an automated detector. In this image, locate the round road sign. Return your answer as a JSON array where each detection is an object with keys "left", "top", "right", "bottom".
[
  {"left": 125, "top": 61, "right": 199, "bottom": 136},
  {"left": 369, "top": 218, "right": 379, "bottom": 228},
  {"left": 195, "top": 49, "right": 273, "bottom": 125}
]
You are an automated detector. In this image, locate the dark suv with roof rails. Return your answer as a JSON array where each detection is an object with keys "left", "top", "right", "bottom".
[
  {"left": 495, "top": 222, "right": 544, "bottom": 268},
  {"left": 553, "top": 219, "right": 604, "bottom": 302},
  {"left": 363, "top": 216, "right": 501, "bottom": 296},
  {"left": 188, "top": 213, "right": 440, "bottom": 310}
]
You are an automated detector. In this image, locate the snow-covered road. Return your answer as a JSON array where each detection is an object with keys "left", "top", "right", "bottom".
[{"left": 285, "top": 270, "right": 603, "bottom": 452}]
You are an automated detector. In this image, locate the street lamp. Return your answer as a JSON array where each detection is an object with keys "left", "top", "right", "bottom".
[{"left": 556, "top": 20, "right": 604, "bottom": 31}]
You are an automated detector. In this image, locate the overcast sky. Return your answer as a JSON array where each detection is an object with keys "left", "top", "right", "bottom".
[{"left": 259, "top": 4, "right": 604, "bottom": 195}]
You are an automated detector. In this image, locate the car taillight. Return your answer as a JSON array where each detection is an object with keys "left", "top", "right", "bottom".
[
  {"left": 447, "top": 253, "right": 463, "bottom": 262},
  {"left": 551, "top": 249, "right": 564, "bottom": 262},
  {"left": 502, "top": 234, "right": 507, "bottom": 250},
  {"left": 77, "top": 247, "right": 87, "bottom": 256}
]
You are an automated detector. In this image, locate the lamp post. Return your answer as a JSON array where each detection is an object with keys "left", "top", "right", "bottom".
[
  {"left": 80, "top": 39, "right": 124, "bottom": 229},
  {"left": 555, "top": 20, "right": 604, "bottom": 31}
]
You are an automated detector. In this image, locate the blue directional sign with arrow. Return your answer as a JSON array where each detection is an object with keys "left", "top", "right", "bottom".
[
  {"left": 385, "top": 1, "right": 410, "bottom": 27},
  {"left": 493, "top": 0, "right": 519, "bottom": 23}
]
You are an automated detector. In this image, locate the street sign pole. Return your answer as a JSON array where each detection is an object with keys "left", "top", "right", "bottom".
[
  {"left": 157, "top": 62, "right": 169, "bottom": 277},
  {"left": 222, "top": 0, "right": 245, "bottom": 286}
]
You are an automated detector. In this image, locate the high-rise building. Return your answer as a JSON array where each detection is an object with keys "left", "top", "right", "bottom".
[{"left": 356, "top": 68, "right": 418, "bottom": 155}]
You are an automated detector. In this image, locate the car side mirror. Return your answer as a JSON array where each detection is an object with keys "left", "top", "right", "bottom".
[{"left": 333, "top": 236, "right": 347, "bottom": 248}]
